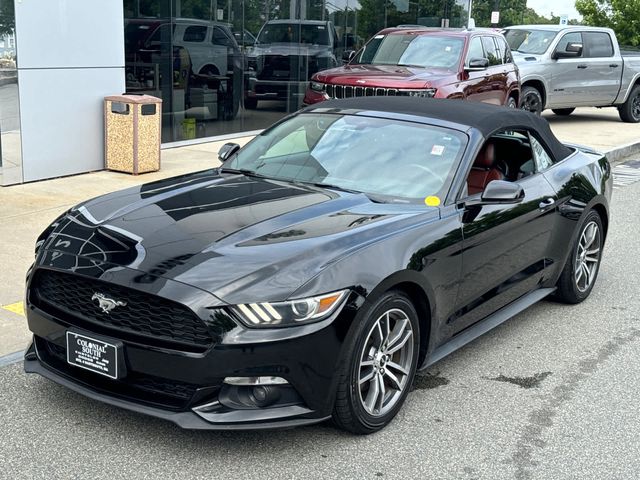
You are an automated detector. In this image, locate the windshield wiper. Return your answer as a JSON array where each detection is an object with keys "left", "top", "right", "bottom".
[{"left": 219, "top": 167, "right": 270, "bottom": 179}]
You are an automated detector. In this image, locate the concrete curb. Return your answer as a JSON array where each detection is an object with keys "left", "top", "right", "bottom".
[
  {"left": 0, "top": 350, "right": 24, "bottom": 368},
  {"left": 605, "top": 139, "right": 640, "bottom": 164}
]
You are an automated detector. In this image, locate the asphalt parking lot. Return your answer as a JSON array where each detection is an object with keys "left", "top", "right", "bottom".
[{"left": 1, "top": 160, "right": 639, "bottom": 479}]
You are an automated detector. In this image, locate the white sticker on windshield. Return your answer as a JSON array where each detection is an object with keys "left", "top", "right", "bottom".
[
  {"left": 375, "top": 35, "right": 384, "bottom": 39},
  {"left": 317, "top": 26, "right": 325, "bottom": 30},
  {"left": 431, "top": 145, "right": 445, "bottom": 156},
  {"left": 445, "top": 46, "right": 451, "bottom": 52}
]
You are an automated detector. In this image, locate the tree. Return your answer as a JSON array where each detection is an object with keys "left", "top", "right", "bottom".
[{"left": 576, "top": 0, "right": 640, "bottom": 46}]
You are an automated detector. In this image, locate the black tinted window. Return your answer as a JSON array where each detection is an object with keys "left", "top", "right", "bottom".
[
  {"left": 481, "top": 36, "right": 500, "bottom": 66},
  {"left": 184, "top": 25, "right": 207, "bottom": 42},
  {"left": 584, "top": 32, "right": 614, "bottom": 57},
  {"left": 212, "top": 27, "right": 231, "bottom": 46}
]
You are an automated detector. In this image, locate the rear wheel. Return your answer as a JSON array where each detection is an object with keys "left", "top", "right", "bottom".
[
  {"left": 507, "top": 96, "right": 518, "bottom": 109},
  {"left": 555, "top": 210, "right": 604, "bottom": 303},
  {"left": 521, "top": 86, "right": 543, "bottom": 115},
  {"left": 332, "top": 291, "right": 420, "bottom": 434},
  {"left": 618, "top": 85, "right": 640, "bottom": 123},
  {"left": 552, "top": 108, "right": 575, "bottom": 116}
]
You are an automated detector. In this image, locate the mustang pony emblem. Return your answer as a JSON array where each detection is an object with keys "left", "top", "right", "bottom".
[{"left": 91, "top": 293, "right": 126, "bottom": 314}]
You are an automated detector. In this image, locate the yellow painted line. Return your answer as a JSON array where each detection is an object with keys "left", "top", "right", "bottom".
[{"left": 1, "top": 301, "right": 25, "bottom": 316}]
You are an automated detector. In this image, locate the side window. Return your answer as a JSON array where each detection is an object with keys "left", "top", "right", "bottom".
[
  {"left": 555, "top": 32, "right": 582, "bottom": 57},
  {"left": 529, "top": 135, "right": 554, "bottom": 171},
  {"left": 496, "top": 36, "right": 512, "bottom": 64},
  {"left": 481, "top": 36, "right": 500, "bottom": 66},
  {"left": 183, "top": 25, "right": 207, "bottom": 43},
  {"left": 584, "top": 32, "right": 614, "bottom": 58},
  {"left": 466, "top": 37, "right": 484, "bottom": 64},
  {"left": 212, "top": 27, "right": 231, "bottom": 47}
]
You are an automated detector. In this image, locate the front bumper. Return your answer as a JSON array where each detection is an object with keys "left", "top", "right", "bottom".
[
  {"left": 24, "top": 263, "right": 361, "bottom": 430},
  {"left": 24, "top": 342, "right": 329, "bottom": 430}
]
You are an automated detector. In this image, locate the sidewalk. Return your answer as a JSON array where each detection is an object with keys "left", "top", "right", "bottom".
[{"left": 1, "top": 106, "right": 640, "bottom": 358}]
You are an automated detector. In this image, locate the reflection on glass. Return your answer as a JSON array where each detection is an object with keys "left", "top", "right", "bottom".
[
  {"left": 0, "top": 0, "right": 22, "bottom": 185},
  {"left": 122, "top": 0, "right": 471, "bottom": 144}
]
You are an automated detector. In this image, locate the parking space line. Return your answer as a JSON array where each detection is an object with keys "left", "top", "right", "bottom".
[{"left": 1, "top": 301, "right": 25, "bottom": 316}]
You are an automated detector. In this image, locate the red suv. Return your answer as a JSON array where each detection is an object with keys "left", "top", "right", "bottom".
[{"left": 303, "top": 27, "right": 520, "bottom": 107}]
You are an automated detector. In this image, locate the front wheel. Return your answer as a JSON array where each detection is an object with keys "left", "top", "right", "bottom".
[
  {"left": 521, "top": 86, "right": 543, "bottom": 115},
  {"left": 555, "top": 210, "right": 604, "bottom": 304},
  {"left": 552, "top": 108, "right": 575, "bottom": 116},
  {"left": 332, "top": 291, "right": 420, "bottom": 434},
  {"left": 618, "top": 85, "right": 640, "bottom": 123},
  {"left": 506, "top": 96, "right": 518, "bottom": 109}
]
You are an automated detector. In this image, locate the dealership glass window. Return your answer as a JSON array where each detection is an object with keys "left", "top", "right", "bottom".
[
  {"left": 0, "top": 0, "right": 22, "bottom": 185},
  {"left": 123, "top": 0, "right": 471, "bottom": 144}
]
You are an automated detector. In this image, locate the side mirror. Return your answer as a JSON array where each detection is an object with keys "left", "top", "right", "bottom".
[
  {"left": 465, "top": 58, "right": 489, "bottom": 71},
  {"left": 480, "top": 180, "right": 524, "bottom": 204},
  {"left": 552, "top": 42, "right": 582, "bottom": 59},
  {"left": 465, "top": 180, "right": 524, "bottom": 207},
  {"left": 342, "top": 50, "right": 356, "bottom": 63},
  {"left": 218, "top": 142, "right": 240, "bottom": 162}
]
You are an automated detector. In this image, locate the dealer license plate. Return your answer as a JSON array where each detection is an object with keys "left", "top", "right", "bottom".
[{"left": 66, "top": 331, "right": 119, "bottom": 379}]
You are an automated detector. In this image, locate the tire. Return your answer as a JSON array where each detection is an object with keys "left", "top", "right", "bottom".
[
  {"left": 618, "top": 85, "right": 640, "bottom": 123},
  {"left": 332, "top": 291, "right": 420, "bottom": 434},
  {"left": 555, "top": 210, "right": 604, "bottom": 304},
  {"left": 521, "top": 86, "right": 543, "bottom": 115},
  {"left": 506, "top": 96, "right": 518, "bottom": 109},
  {"left": 552, "top": 108, "right": 575, "bottom": 116},
  {"left": 244, "top": 97, "right": 258, "bottom": 110}
]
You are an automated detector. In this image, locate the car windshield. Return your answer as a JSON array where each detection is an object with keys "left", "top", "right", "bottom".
[
  {"left": 257, "top": 24, "right": 329, "bottom": 45},
  {"left": 223, "top": 113, "right": 466, "bottom": 202},
  {"left": 505, "top": 29, "right": 557, "bottom": 54},
  {"left": 352, "top": 34, "right": 464, "bottom": 69}
]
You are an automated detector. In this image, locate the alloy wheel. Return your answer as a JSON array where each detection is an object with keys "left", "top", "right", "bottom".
[
  {"left": 574, "top": 220, "right": 601, "bottom": 293},
  {"left": 632, "top": 93, "right": 640, "bottom": 121},
  {"left": 357, "top": 308, "right": 414, "bottom": 417},
  {"left": 522, "top": 93, "right": 540, "bottom": 114}
]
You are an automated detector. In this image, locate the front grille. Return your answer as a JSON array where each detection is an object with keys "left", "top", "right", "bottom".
[
  {"left": 39, "top": 337, "right": 199, "bottom": 407},
  {"left": 257, "top": 55, "right": 320, "bottom": 81},
  {"left": 325, "top": 84, "right": 398, "bottom": 99},
  {"left": 30, "top": 269, "right": 213, "bottom": 352}
]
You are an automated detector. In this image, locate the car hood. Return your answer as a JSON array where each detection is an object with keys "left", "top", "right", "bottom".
[
  {"left": 512, "top": 51, "right": 544, "bottom": 65},
  {"left": 42, "top": 170, "right": 437, "bottom": 304},
  {"left": 250, "top": 43, "right": 332, "bottom": 57},
  {"left": 313, "top": 64, "right": 453, "bottom": 87}
]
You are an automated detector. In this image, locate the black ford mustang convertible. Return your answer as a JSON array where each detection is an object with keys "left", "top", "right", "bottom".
[{"left": 25, "top": 98, "right": 611, "bottom": 434}]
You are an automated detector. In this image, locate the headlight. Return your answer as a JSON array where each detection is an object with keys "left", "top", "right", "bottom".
[
  {"left": 231, "top": 290, "right": 348, "bottom": 328},
  {"left": 309, "top": 81, "right": 325, "bottom": 92},
  {"left": 398, "top": 88, "right": 436, "bottom": 98}
]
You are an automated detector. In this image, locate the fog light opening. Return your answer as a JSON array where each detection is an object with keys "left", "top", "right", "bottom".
[{"left": 249, "top": 385, "right": 281, "bottom": 407}]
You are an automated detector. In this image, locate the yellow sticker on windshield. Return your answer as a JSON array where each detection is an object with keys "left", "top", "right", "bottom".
[{"left": 424, "top": 196, "right": 441, "bottom": 207}]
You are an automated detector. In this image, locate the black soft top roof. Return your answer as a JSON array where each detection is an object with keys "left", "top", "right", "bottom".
[{"left": 306, "top": 97, "right": 572, "bottom": 161}]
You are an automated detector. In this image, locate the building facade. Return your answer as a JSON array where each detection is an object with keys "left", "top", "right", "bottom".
[{"left": 0, "top": 0, "right": 470, "bottom": 185}]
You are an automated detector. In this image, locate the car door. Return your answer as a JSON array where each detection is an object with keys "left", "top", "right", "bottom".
[
  {"left": 581, "top": 31, "right": 622, "bottom": 104},
  {"left": 451, "top": 131, "right": 559, "bottom": 335},
  {"left": 546, "top": 31, "right": 586, "bottom": 106},
  {"left": 480, "top": 36, "right": 508, "bottom": 105},
  {"left": 462, "top": 36, "right": 493, "bottom": 103}
]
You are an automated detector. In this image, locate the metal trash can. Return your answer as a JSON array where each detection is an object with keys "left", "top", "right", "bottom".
[{"left": 104, "top": 94, "right": 162, "bottom": 174}]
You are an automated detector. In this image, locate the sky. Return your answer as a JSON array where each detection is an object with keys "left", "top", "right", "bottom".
[{"left": 525, "top": 0, "right": 582, "bottom": 20}]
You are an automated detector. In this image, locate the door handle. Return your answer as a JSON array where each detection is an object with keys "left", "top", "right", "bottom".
[
  {"left": 577, "top": 64, "right": 588, "bottom": 69},
  {"left": 539, "top": 198, "right": 555, "bottom": 210},
  {"left": 609, "top": 64, "right": 619, "bottom": 68}
]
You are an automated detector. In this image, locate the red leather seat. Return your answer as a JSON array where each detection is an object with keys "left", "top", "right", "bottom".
[{"left": 467, "top": 141, "right": 504, "bottom": 195}]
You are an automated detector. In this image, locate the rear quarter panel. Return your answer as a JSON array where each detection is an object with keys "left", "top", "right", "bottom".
[{"left": 542, "top": 148, "right": 612, "bottom": 285}]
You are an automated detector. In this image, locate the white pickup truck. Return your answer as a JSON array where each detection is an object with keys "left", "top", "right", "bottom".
[{"left": 503, "top": 25, "right": 640, "bottom": 122}]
